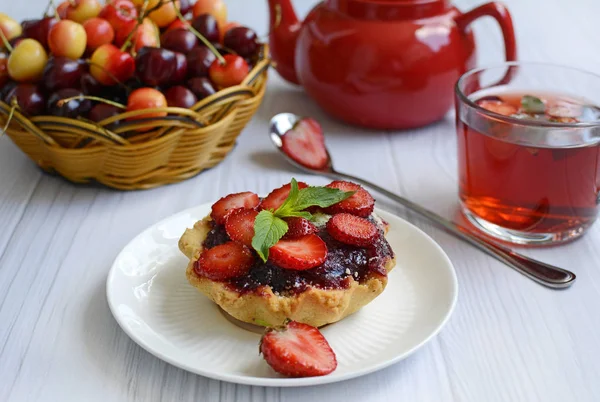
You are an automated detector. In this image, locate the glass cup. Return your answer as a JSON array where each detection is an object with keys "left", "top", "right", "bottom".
[{"left": 455, "top": 62, "right": 600, "bottom": 245}]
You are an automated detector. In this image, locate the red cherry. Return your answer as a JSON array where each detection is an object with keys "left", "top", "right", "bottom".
[
  {"left": 186, "top": 46, "right": 216, "bottom": 78},
  {"left": 83, "top": 17, "right": 114, "bottom": 51},
  {"left": 166, "top": 19, "right": 190, "bottom": 32},
  {"left": 98, "top": 0, "right": 138, "bottom": 32},
  {"left": 208, "top": 54, "right": 249, "bottom": 88},
  {"left": 172, "top": 52, "right": 188, "bottom": 84},
  {"left": 65, "top": 0, "right": 102, "bottom": 24},
  {"left": 89, "top": 44, "right": 135, "bottom": 86},
  {"left": 126, "top": 87, "right": 167, "bottom": 121},
  {"left": 179, "top": 0, "right": 193, "bottom": 15},
  {"left": 165, "top": 85, "right": 198, "bottom": 108},
  {"left": 48, "top": 20, "right": 87, "bottom": 59},
  {"left": 21, "top": 17, "right": 57, "bottom": 50},
  {"left": 0, "top": 54, "right": 8, "bottom": 88},
  {"left": 56, "top": 2, "right": 70, "bottom": 19},
  {"left": 115, "top": 18, "right": 159, "bottom": 51}
]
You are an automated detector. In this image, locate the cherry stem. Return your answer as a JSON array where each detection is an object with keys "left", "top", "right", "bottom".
[
  {"left": 57, "top": 95, "right": 126, "bottom": 109},
  {"left": 85, "top": 60, "right": 131, "bottom": 91},
  {"left": 2, "top": 105, "right": 16, "bottom": 134},
  {"left": 0, "top": 30, "right": 13, "bottom": 53},
  {"left": 172, "top": 1, "right": 226, "bottom": 64},
  {"left": 120, "top": 20, "right": 143, "bottom": 52},
  {"left": 43, "top": 0, "right": 55, "bottom": 17}
]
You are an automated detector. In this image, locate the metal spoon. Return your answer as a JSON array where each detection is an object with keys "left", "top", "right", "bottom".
[{"left": 269, "top": 113, "right": 576, "bottom": 289}]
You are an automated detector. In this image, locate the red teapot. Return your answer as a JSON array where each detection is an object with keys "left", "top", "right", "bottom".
[{"left": 268, "top": 0, "right": 516, "bottom": 129}]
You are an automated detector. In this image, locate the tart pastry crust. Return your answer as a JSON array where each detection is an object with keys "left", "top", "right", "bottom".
[{"left": 179, "top": 215, "right": 396, "bottom": 327}]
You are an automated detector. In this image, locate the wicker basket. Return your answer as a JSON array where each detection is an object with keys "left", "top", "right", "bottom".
[{"left": 0, "top": 46, "right": 270, "bottom": 190}]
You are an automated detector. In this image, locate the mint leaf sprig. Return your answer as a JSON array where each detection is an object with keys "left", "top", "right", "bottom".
[{"left": 251, "top": 179, "right": 354, "bottom": 262}]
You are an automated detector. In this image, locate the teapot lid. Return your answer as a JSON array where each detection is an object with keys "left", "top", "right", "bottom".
[{"left": 329, "top": 0, "right": 450, "bottom": 19}]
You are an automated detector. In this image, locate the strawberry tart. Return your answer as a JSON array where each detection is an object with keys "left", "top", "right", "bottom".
[{"left": 178, "top": 179, "right": 396, "bottom": 328}]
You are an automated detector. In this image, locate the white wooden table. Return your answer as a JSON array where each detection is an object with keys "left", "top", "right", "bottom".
[{"left": 2, "top": 1, "right": 600, "bottom": 401}]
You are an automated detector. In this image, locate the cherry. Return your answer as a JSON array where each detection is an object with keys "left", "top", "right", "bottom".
[
  {"left": 135, "top": 46, "right": 177, "bottom": 86},
  {"left": 220, "top": 21, "right": 241, "bottom": 42},
  {"left": 161, "top": 29, "right": 198, "bottom": 55},
  {"left": 172, "top": 52, "right": 188, "bottom": 84},
  {"left": 43, "top": 57, "right": 86, "bottom": 92},
  {"left": 80, "top": 72, "right": 103, "bottom": 95},
  {"left": 4, "top": 84, "right": 45, "bottom": 116},
  {"left": 165, "top": 85, "right": 198, "bottom": 108},
  {"left": 209, "top": 55, "right": 249, "bottom": 88},
  {"left": 166, "top": 19, "right": 190, "bottom": 32},
  {"left": 98, "top": 84, "right": 128, "bottom": 105},
  {"left": 191, "top": 14, "right": 220, "bottom": 44},
  {"left": 48, "top": 20, "right": 87, "bottom": 60},
  {"left": 186, "top": 46, "right": 216, "bottom": 77},
  {"left": 47, "top": 88, "right": 92, "bottom": 118},
  {"left": 83, "top": 17, "right": 114, "bottom": 51},
  {"left": 0, "top": 13, "right": 23, "bottom": 41},
  {"left": 0, "top": 54, "right": 8, "bottom": 87},
  {"left": 99, "top": 0, "right": 138, "bottom": 32},
  {"left": 126, "top": 87, "right": 167, "bottom": 124},
  {"left": 89, "top": 103, "right": 121, "bottom": 124},
  {"left": 187, "top": 77, "right": 216, "bottom": 100},
  {"left": 89, "top": 44, "right": 135, "bottom": 85},
  {"left": 7, "top": 39, "right": 48, "bottom": 83},
  {"left": 22, "top": 17, "right": 57, "bottom": 50},
  {"left": 192, "top": 0, "right": 227, "bottom": 30},
  {"left": 146, "top": 0, "right": 180, "bottom": 28},
  {"left": 65, "top": 0, "right": 102, "bottom": 24},
  {"left": 179, "top": 0, "right": 193, "bottom": 15},
  {"left": 56, "top": 2, "right": 70, "bottom": 19},
  {"left": 224, "top": 27, "right": 259, "bottom": 58},
  {"left": 115, "top": 18, "right": 159, "bottom": 52}
]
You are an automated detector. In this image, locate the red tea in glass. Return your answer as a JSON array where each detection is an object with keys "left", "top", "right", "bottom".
[{"left": 455, "top": 63, "right": 600, "bottom": 245}]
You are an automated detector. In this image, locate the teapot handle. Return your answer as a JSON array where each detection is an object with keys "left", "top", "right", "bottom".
[{"left": 455, "top": 2, "right": 517, "bottom": 63}]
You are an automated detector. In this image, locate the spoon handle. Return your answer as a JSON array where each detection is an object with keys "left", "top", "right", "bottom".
[{"left": 328, "top": 170, "right": 576, "bottom": 289}]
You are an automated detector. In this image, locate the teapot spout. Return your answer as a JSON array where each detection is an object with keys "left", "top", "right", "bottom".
[{"left": 268, "top": 0, "right": 301, "bottom": 85}]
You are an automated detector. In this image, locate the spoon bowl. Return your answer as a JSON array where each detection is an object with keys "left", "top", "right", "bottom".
[
  {"left": 269, "top": 112, "right": 576, "bottom": 289},
  {"left": 269, "top": 112, "right": 336, "bottom": 174}
]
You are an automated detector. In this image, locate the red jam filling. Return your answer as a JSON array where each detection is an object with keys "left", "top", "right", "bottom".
[{"left": 202, "top": 216, "right": 394, "bottom": 295}]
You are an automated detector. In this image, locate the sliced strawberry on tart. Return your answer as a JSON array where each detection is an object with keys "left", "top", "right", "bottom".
[{"left": 178, "top": 179, "right": 396, "bottom": 328}]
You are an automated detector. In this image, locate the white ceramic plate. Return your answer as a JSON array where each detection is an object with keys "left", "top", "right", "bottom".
[{"left": 106, "top": 203, "right": 458, "bottom": 387}]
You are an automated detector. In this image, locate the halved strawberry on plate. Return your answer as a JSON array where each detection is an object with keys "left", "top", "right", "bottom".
[{"left": 260, "top": 320, "right": 337, "bottom": 377}]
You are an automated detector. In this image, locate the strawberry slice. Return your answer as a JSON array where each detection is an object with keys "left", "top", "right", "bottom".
[
  {"left": 477, "top": 100, "right": 518, "bottom": 116},
  {"left": 260, "top": 182, "right": 309, "bottom": 211},
  {"left": 211, "top": 191, "right": 260, "bottom": 225},
  {"left": 269, "top": 234, "right": 327, "bottom": 270},
  {"left": 195, "top": 241, "right": 254, "bottom": 280},
  {"left": 281, "top": 118, "right": 329, "bottom": 170},
  {"left": 282, "top": 217, "right": 317, "bottom": 239},
  {"left": 324, "top": 181, "right": 375, "bottom": 217},
  {"left": 225, "top": 208, "right": 258, "bottom": 246},
  {"left": 260, "top": 320, "right": 337, "bottom": 377},
  {"left": 326, "top": 213, "right": 378, "bottom": 247}
]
